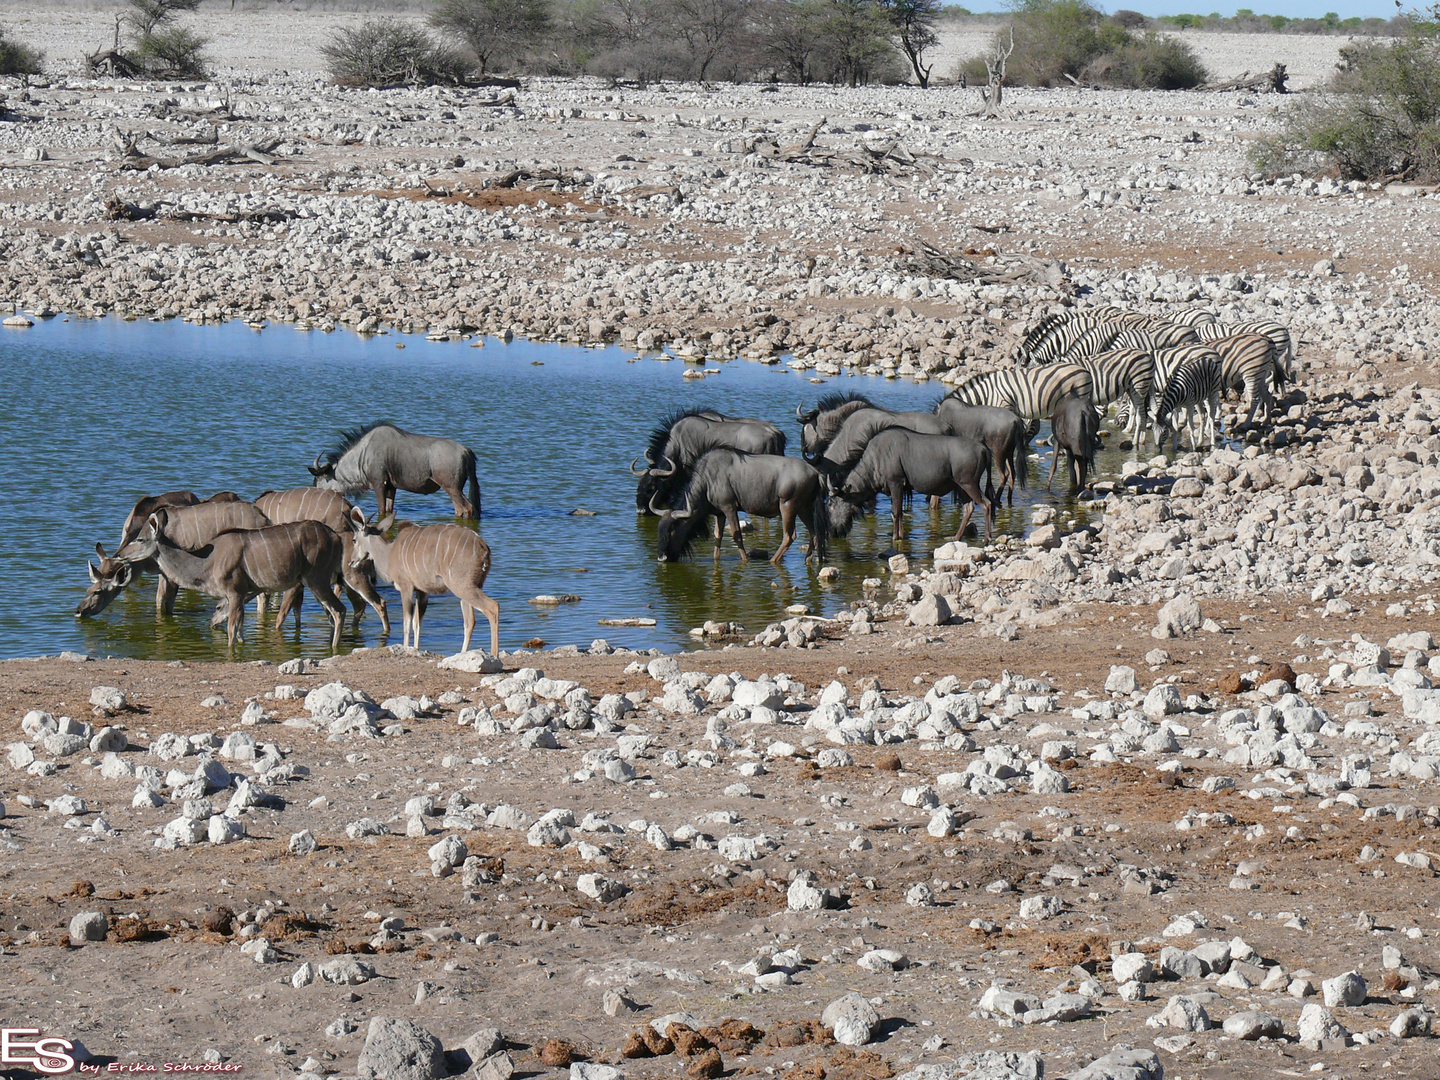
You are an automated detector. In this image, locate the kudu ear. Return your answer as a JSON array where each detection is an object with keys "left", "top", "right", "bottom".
[
  {"left": 349, "top": 505, "right": 366, "bottom": 528},
  {"left": 88, "top": 560, "right": 100, "bottom": 583},
  {"left": 377, "top": 514, "right": 395, "bottom": 533},
  {"left": 116, "top": 564, "right": 133, "bottom": 587},
  {"left": 94, "top": 541, "right": 107, "bottom": 559}
]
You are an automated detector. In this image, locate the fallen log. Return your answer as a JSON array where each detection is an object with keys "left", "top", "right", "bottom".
[
  {"left": 1205, "top": 62, "right": 1287, "bottom": 93},
  {"left": 902, "top": 240, "right": 1073, "bottom": 295}
]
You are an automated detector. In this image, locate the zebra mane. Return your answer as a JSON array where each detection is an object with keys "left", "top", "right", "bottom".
[
  {"left": 327, "top": 421, "right": 395, "bottom": 465},
  {"left": 646, "top": 407, "right": 726, "bottom": 467}
]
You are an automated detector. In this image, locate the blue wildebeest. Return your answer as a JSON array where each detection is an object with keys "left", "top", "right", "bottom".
[
  {"left": 122, "top": 508, "right": 346, "bottom": 648},
  {"left": 78, "top": 497, "right": 272, "bottom": 618},
  {"left": 932, "top": 399, "right": 1029, "bottom": 505},
  {"left": 349, "top": 514, "right": 499, "bottom": 656},
  {"left": 797, "top": 392, "right": 948, "bottom": 469},
  {"left": 255, "top": 488, "right": 390, "bottom": 634},
  {"left": 653, "top": 449, "right": 827, "bottom": 564},
  {"left": 1047, "top": 393, "right": 1101, "bottom": 492},
  {"left": 632, "top": 408, "right": 787, "bottom": 515},
  {"left": 828, "top": 429, "right": 994, "bottom": 544},
  {"left": 309, "top": 423, "right": 481, "bottom": 519}
]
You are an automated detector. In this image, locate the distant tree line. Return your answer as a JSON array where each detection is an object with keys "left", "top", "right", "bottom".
[{"left": 325, "top": 0, "right": 947, "bottom": 86}]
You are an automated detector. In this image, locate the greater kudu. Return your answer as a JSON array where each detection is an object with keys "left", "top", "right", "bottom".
[{"left": 349, "top": 514, "right": 499, "bottom": 657}]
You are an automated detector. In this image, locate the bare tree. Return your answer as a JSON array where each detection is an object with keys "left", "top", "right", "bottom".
[
  {"left": 979, "top": 26, "right": 1014, "bottom": 117},
  {"left": 430, "top": 0, "right": 551, "bottom": 76},
  {"left": 878, "top": 0, "right": 939, "bottom": 87},
  {"left": 670, "top": 0, "right": 747, "bottom": 81}
]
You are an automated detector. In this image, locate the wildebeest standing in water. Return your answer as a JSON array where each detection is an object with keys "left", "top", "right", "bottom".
[
  {"left": 632, "top": 408, "right": 787, "bottom": 515},
  {"left": 828, "top": 429, "right": 995, "bottom": 544},
  {"left": 1047, "top": 393, "right": 1100, "bottom": 492},
  {"left": 309, "top": 423, "right": 481, "bottom": 519},
  {"left": 932, "top": 399, "right": 1029, "bottom": 505},
  {"left": 654, "top": 449, "right": 827, "bottom": 564},
  {"left": 349, "top": 513, "right": 500, "bottom": 656}
]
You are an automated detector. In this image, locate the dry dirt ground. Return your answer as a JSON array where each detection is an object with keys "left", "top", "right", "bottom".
[{"left": 2, "top": 591, "right": 1439, "bottom": 1080}]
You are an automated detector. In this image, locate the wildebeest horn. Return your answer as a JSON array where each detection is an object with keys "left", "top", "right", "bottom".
[
  {"left": 651, "top": 456, "right": 677, "bottom": 478},
  {"left": 629, "top": 457, "right": 649, "bottom": 477},
  {"left": 670, "top": 507, "right": 692, "bottom": 520},
  {"left": 308, "top": 452, "right": 326, "bottom": 475},
  {"left": 648, "top": 491, "right": 668, "bottom": 515},
  {"left": 796, "top": 403, "right": 806, "bottom": 419}
]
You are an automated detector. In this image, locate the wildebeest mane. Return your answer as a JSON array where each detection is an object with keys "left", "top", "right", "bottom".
[
  {"left": 326, "top": 421, "right": 397, "bottom": 466},
  {"left": 646, "top": 407, "right": 726, "bottom": 467},
  {"left": 814, "top": 390, "right": 872, "bottom": 414}
]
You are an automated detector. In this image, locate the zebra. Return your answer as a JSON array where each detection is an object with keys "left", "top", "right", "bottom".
[
  {"left": 1115, "top": 343, "right": 1224, "bottom": 447},
  {"left": 1171, "top": 309, "right": 1219, "bottom": 329},
  {"left": 1154, "top": 353, "right": 1226, "bottom": 452},
  {"left": 1208, "top": 333, "right": 1280, "bottom": 425},
  {"left": 1052, "top": 321, "right": 1198, "bottom": 363},
  {"left": 1072, "top": 349, "right": 1156, "bottom": 441},
  {"left": 1195, "top": 318, "right": 1293, "bottom": 384},
  {"left": 944, "top": 364, "right": 1095, "bottom": 426},
  {"left": 1013, "top": 307, "right": 1159, "bottom": 365}
]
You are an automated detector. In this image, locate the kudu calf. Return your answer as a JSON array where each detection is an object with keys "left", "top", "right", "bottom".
[
  {"left": 349, "top": 513, "right": 499, "bottom": 657},
  {"left": 126, "top": 508, "right": 346, "bottom": 649},
  {"left": 255, "top": 488, "right": 390, "bottom": 634}
]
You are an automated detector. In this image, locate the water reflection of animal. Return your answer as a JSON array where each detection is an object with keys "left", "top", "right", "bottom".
[
  {"left": 123, "top": 509, "right": 346, "bottom": 649},
  {"left": 829, "top": 429, "right": 994, "bottom": 544},
  {"left": 255, "top": 487, "right": 390, "bottom": 634},
  {"left": 349, "top": 514, "right": 499, "bottom": 656},
  {"left": 654, "top": 449, "right": 827, "bottom": 564},
  {"left": 309, "top": 423, "right": 481, "bottom": 519},
  {"left": 632, "top": 408, "right": 786, "bottom": 515},
  {"left": 78, "top": 497, "right": 271, "bottom": 618}
]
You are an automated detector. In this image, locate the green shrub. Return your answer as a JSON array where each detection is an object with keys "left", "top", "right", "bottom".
[
  {"left": 972, "top": 0, "right": 1203, "bottom": 90},
  {"left": 1251, "top": 18, "right": 1440, "bottom": 182},
  {"left": 1005, "top": 0, "right": 1128, "bottom": 87},
  {"left": 124, "top": 0, "right": 207, "bottom": 77},
  {"left": 322, "top": 18, "right": 473, "bottom": 86},
  {"left": 1087, "top": 30, "right": 1207, "bottom": 89},
  {"left": 0, "top": 24, "right": 43, "bottom": 75}
]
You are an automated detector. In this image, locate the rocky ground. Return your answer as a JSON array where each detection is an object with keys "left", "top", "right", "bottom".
[{"left": 2, "top": 7, "right": 1440, "bottom": 1080}]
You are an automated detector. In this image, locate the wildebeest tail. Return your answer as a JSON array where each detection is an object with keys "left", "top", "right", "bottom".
[
  {"left": 1011, "top": 432, "right": 1029, "bottom": 490},
  {"left": 811, "top": 483, "right": 829, "bottom": 560},
  {"left": 464, "top": 449, "right": 482, "bottom": 518}
]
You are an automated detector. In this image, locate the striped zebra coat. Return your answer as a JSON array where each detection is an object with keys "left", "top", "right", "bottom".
[
  {"left": 1114, "top": 343, "right": 1225, "bottom": 448},
  {"left": 1154, "top": 353, "right": 1226, "bottom": 452},
  {"left": 944, "top": 364, "right": 1095, "bottom": 422},
  {"left": 1195, "top": 318, "right": 1293, "bottom": 383},
  {"left": 1071, "top": 349, "right": 1156, "bottom": 439},
  {"left": 1051, "top": 322, "right": 1197, "bottom": 363},
  {"left": 1207, "top": 333, "right": 1280, "bottom": 425}
]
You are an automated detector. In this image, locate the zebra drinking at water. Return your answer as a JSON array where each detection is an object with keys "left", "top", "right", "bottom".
[{"left": 1154, "top": 352, "right": 1226, "bottom": 452}]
